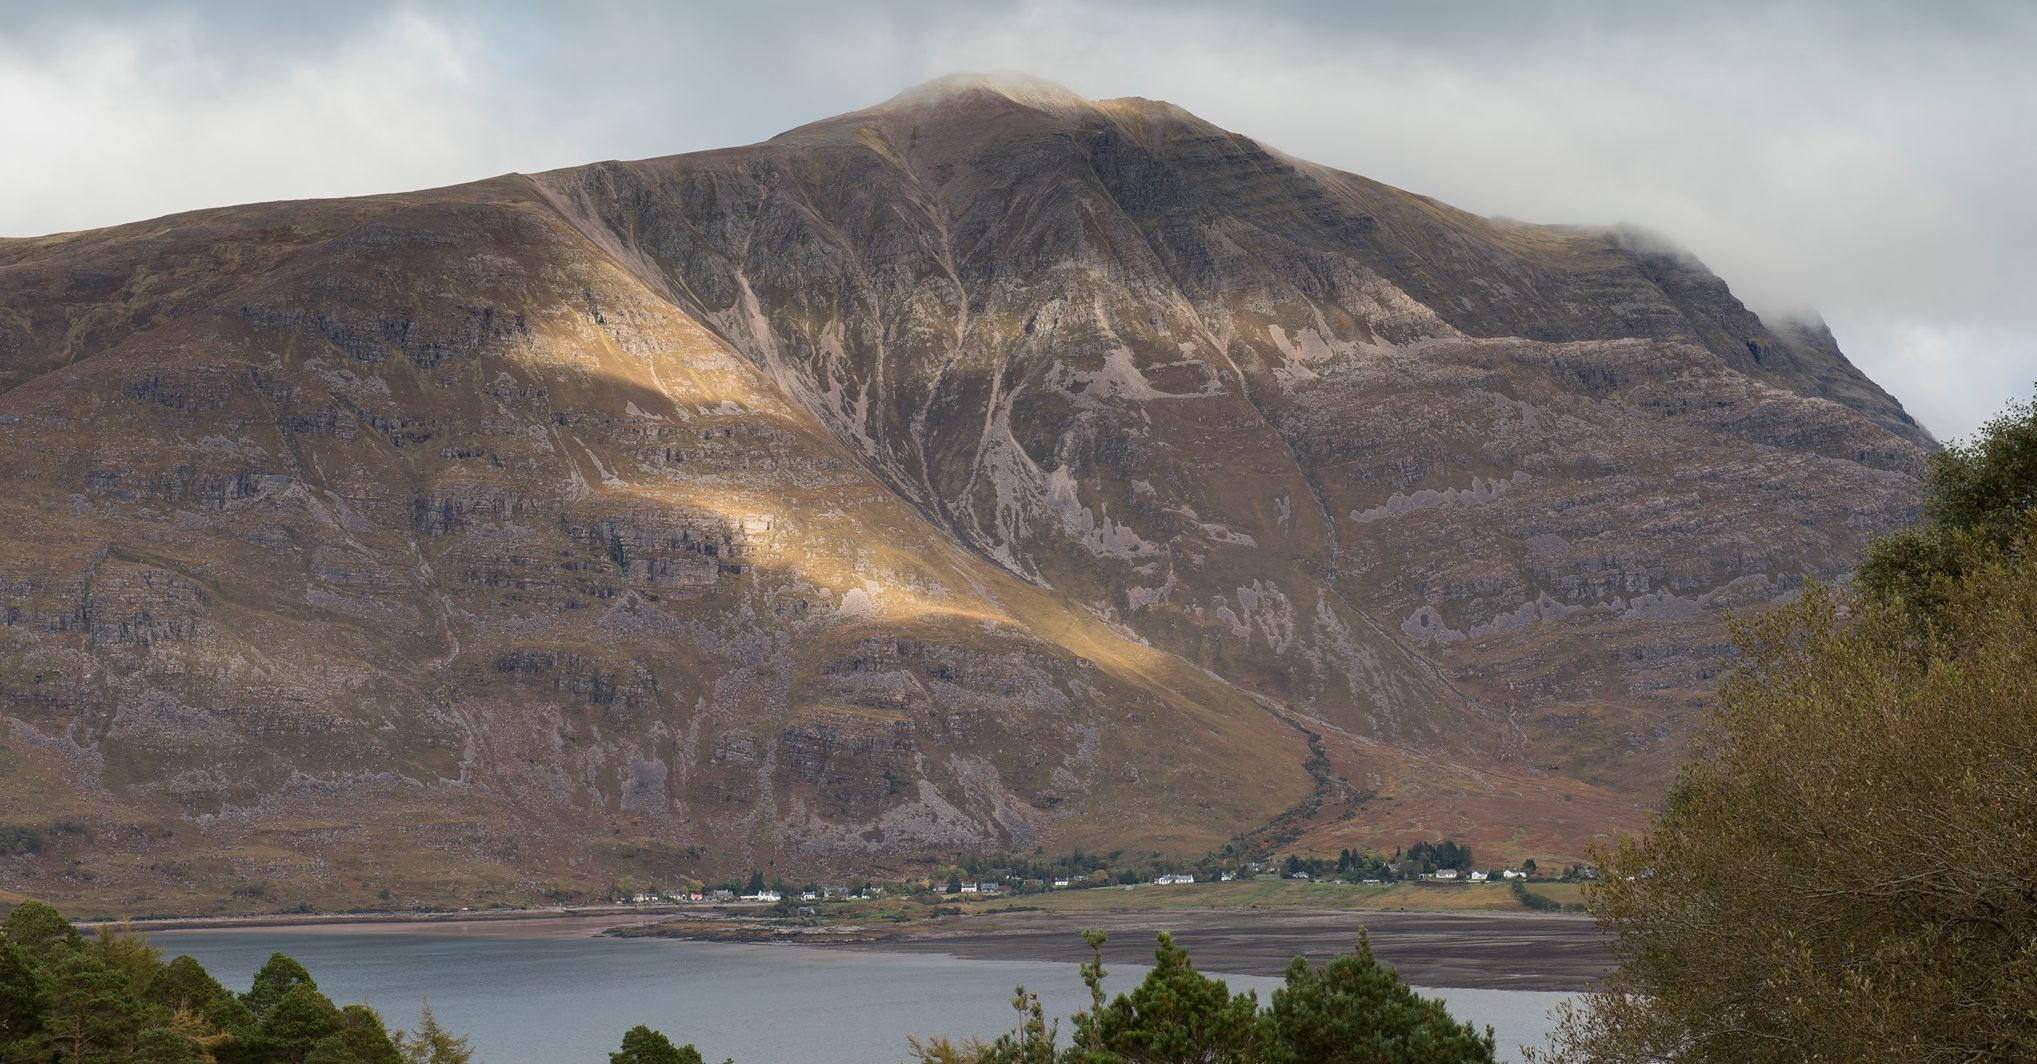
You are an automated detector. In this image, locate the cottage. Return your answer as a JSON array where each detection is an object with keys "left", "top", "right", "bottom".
[
  {"left": 1218, "top": 871, "right": 1236, "bottom": 882},
  {"left": 1502, "top": 868, "right": 1527, "bottom": 880},
  {"left": 1052, "top": 878, "right": 1073, "bottom": 888},
  {"left": 1468, "top": 871, "right": 1489, "bottom": 882},
  {"left": 959, "top": 882, "right": 980, "bottom": 894},
  {"left": 1154, "top": 873, "right": 1196, "bottom": 885},
  {"left": 1431, "top": 869, "right": 1459, "bottom": 881}
]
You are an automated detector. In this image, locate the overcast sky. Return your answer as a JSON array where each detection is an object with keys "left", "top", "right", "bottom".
[{"left": 3, "top": 1, "right": 2030, "bottom": 439}]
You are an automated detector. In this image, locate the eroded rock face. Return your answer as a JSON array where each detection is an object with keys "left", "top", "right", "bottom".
[{"left": 0, "top": 74, "right": 1925, "bottom": 911}]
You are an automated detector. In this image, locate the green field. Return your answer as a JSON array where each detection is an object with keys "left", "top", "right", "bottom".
[{"left": 935, "top": 878, "right": 1590, "bottom": 915}]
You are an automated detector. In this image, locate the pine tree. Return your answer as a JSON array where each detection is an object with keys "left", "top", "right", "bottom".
[
  {"left": 1, "top": 899, "right": 83, "bottom": 963},
  {"left": 261, "top": 982, "right": 343, "bottom": 1061},
  {"left": 1263, "top": 930, "right": 1495, "bottom": 1062},
  {"left": 243, "top": 953, "right": 316, "bottom": 1020},
  {"left": 0, "top": 940, "right": 45, "bottom": 1047},
  {"left": 609, "top": 1024, "right": 707, "bottom": 1064},
  {"left": 1066, "top": 931, "right": 1261, "bottom": 1063}
]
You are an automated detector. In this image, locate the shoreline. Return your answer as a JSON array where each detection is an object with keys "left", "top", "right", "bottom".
[
  {"left": 119, "top": 903, "right": 1608, "bottom": 992},
  {"left": 89, "top": 905, "right": 698, "bottom": 937}
]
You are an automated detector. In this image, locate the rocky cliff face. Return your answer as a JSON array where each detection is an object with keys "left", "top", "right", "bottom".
[{"left": 0, "top": 74, "right": 1926, "bottom": 912}]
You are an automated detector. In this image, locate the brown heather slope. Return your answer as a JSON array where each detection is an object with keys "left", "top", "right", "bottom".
[{"left": 0, "top": 74, "right": 1923, "bottom": 914}]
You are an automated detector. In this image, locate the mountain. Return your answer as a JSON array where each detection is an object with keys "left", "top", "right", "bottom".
[{"left": 0, "top": 73, "right": 1926, "bottom": 913}]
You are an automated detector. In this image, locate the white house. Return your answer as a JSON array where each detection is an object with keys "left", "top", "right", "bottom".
[
  {"left": 1052, "top": 878, "right": 1072, "bottom": 888},
  {"left": 1468, "top": 871, "right": 1489, "bottom": 882},
  {"left": 1218, "top": 871, "right": 1236, "bottom": 882},
  {"left": 1155, "top": 873, "right": 1196, "bottom": 885},
  {"left": 1502, "top": 868, "right": 1527, "bottom": 880},
  {"left": 1431, "top": 869, "right": 1459, "bottom": 881},
  {"left": 740, "top": 889, "right": 782, "bottom": 902},
  {"left": 959, "top": 882, "right": 980, "bottom": 894}
]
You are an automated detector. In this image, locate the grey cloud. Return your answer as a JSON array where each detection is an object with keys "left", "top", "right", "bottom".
[{"left": 0, "top": 0, "right": 2029, "bottom": 437}]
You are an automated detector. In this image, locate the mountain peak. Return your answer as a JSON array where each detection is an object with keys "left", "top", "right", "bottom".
[{"left": 881, "top": 70, "right": 1092, "bottom": 113}]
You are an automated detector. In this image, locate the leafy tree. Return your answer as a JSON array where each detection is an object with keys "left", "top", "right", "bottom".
[
  {"left": 609, "top": 1024, "right": 706, "bottom": 1064},
  {"left": 2, "top": 899, "right": 83, "bottom": 963},
  {"left": 243, "top": 953, "right": 316, "bottom": 1020},
  {"left": 394, "top": 1001, "right": 473, "bottom": 1064},
  {"left": 947, "top": 873, "right": 965, "bottom": 894},
  {"left": 1536, "top": 461, "right": 2037, "bottom": 1061},
  {"left": 1263, "top": 930, "right": 1495, "bottom": 1062},
  {"left": 1860, "top": 386, "right": 2037, "bottom": 618}
]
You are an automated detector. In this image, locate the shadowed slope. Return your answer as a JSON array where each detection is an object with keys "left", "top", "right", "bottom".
[{"left": 0, "top": 74, "right": 1925, "bottom": 911}]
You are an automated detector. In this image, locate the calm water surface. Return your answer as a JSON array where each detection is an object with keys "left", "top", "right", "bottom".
[{"left": 153, "top": 929, "right": 1567, "bottom": 1063}]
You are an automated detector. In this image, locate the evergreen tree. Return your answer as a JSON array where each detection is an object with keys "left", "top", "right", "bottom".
[
  {"left": 42, "top": 951, "right": 150, "bottom": 1063},
  {"left": 243, "top": 953, "right": 316, "bottom": 1020},
  {"left": 0, "top": 940, "right": 45, "bottom": 1047},
  {"left": 1066, "top": 932, "right": 1261, "bottom": 1063},
  {"left": 261, "top": 982, "right": 344, "bottom": 1062},
  {"left": 609, "top": 1024, "right": 706, "bottom": 1064},
  {"left": 148, "top": 954, "right": 230, "bottom": 1013},
  {"left": 909, "top": 987, "right": 1056, "bottom": 1064},
  {"left": 1263, "top": 930, "right": 1495, "bottom": 1063},
  {"left": 304, "top": 1005, "right": 404, "bottom": 1064},
  {"left": 1, "top": 899, "right": 82, "bottom": 963},
  {"left": 133, "top": 1024, "right": 209, "bottom": 1064}
]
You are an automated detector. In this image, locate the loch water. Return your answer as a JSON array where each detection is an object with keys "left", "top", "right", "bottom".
[{"left": 153, "top": 929, "right": 1570, "bottom": 1063}]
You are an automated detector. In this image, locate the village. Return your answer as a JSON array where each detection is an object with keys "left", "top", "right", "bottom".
[{"left": 612, "top": 845, "right": 1597, "bottom": 914}]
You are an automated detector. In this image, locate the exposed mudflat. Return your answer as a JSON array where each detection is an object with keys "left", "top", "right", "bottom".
[
  {"left": 824, "top": 909, "right": 1610, "bottom": 991},
  {"left": 111, "top": 902, "right": 1609, "bottom": 991}
]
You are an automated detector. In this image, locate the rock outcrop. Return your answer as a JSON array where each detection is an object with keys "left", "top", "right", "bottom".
[{"left": 0, "top": 73, "right": 1926, "bottom": 912}]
